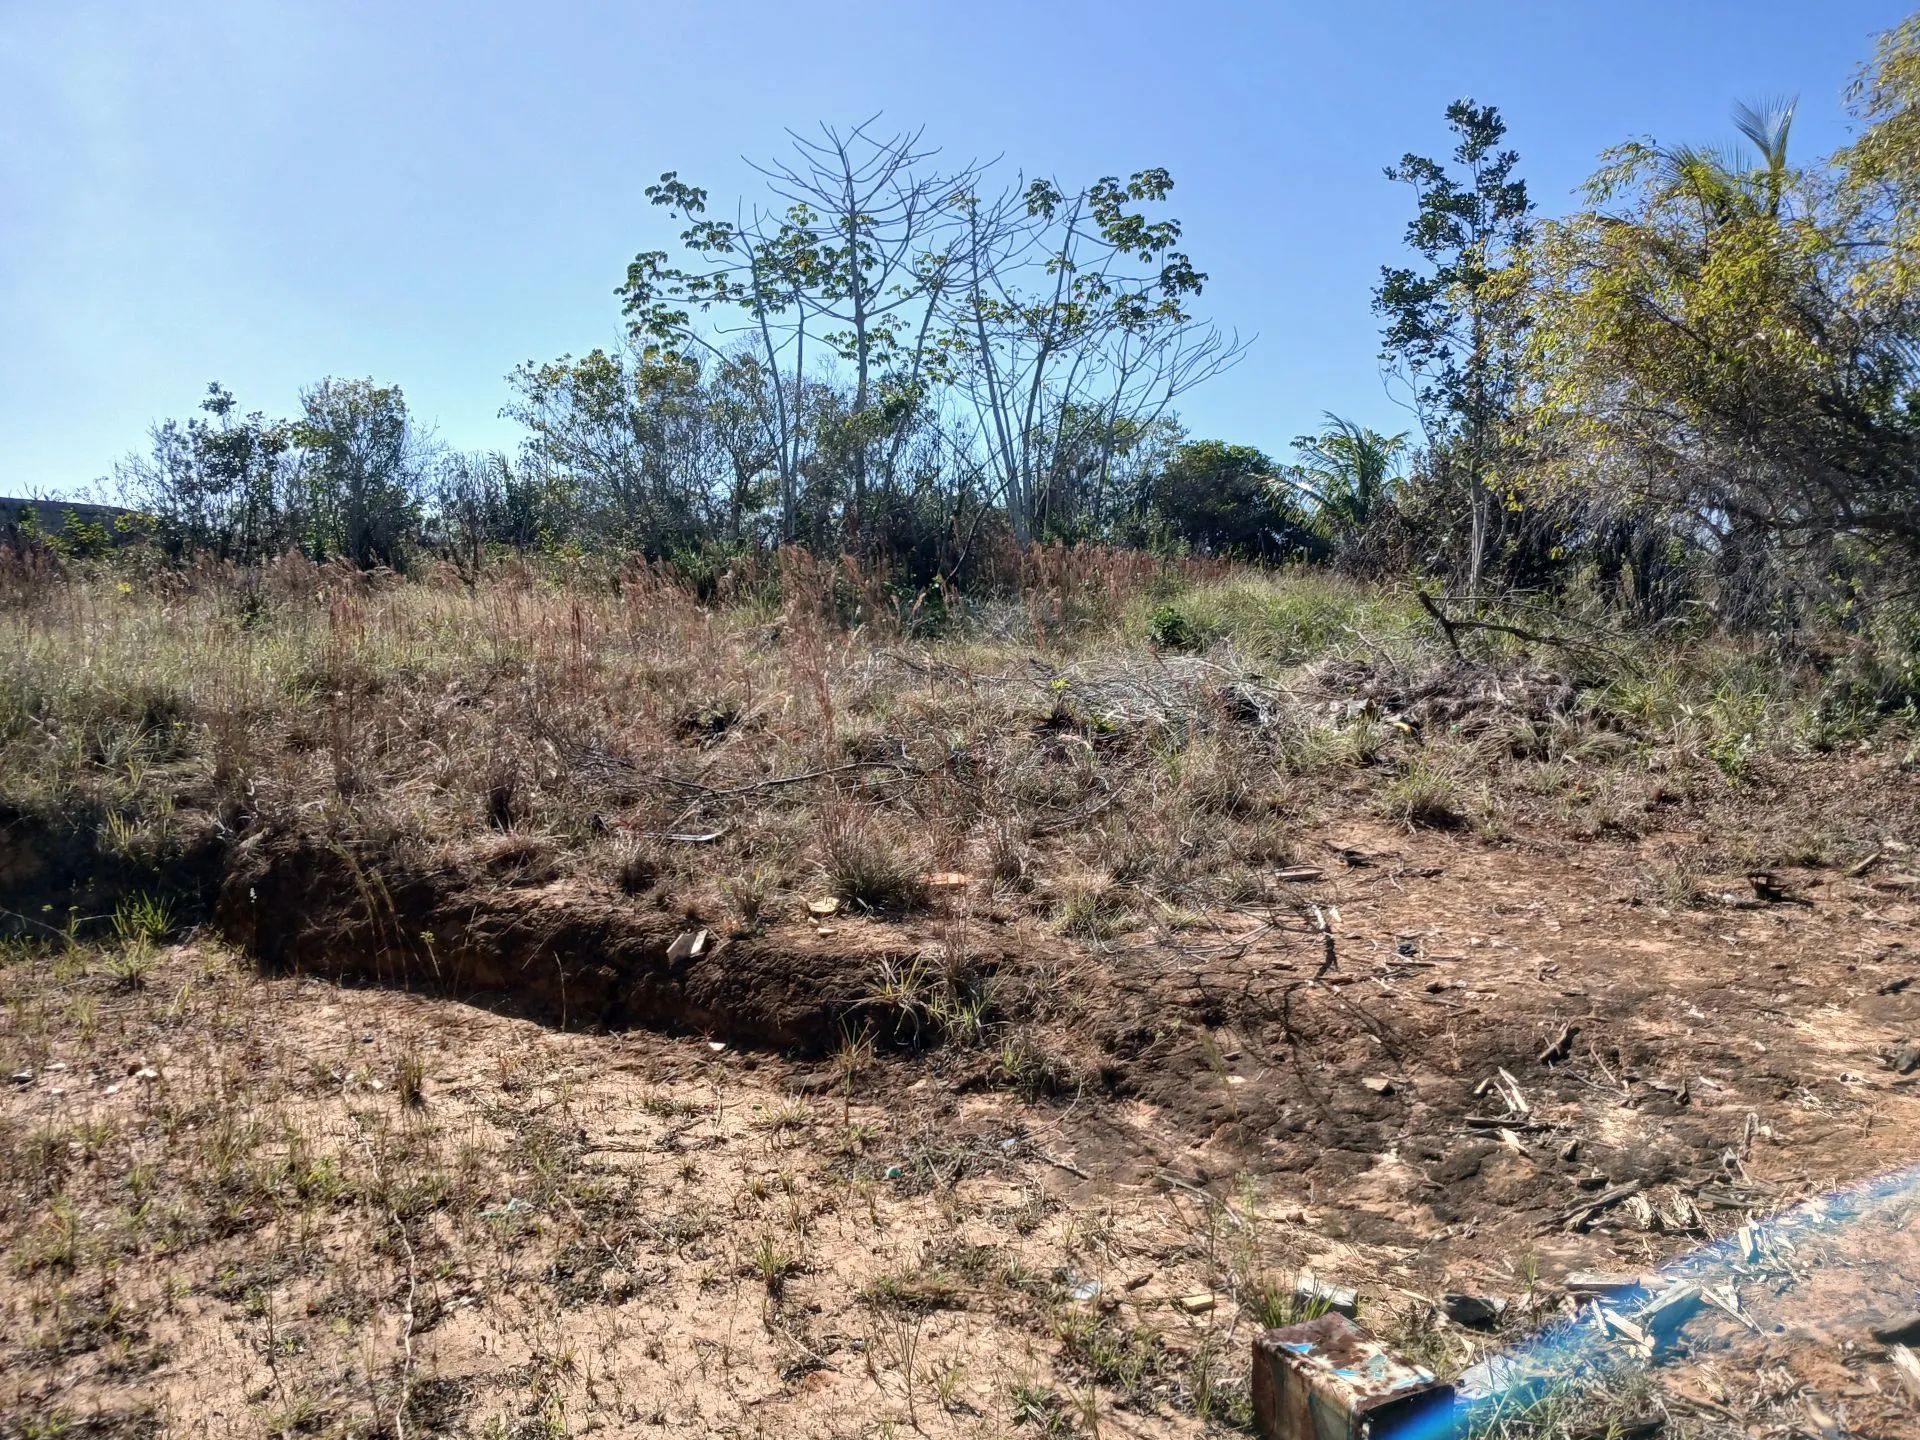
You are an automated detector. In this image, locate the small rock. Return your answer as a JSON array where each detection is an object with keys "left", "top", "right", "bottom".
[
  {"left": 1176, "top": 1292, "right": 1218, "bottom": 1314},
  {"left": 708, "top": 1040, "right": 726, "bottom": 1052},
  {"left": 1361, "top": 1076, "right": 1396, "bottom": 1096},
  {"left": 1870, "top": 1312, "right": 1920, "bottom": 1346},
  {"left": 10, "top": 1068, "right": 32, "bottom": 1086},
  {"left": 807, "top": 897, "right": 840, "bottom": 917},
  {"left": 1884, "top": 1042, "right": 1920, "bottom": 1077},
  {"left": 133, "top": 1066, "right": 159, "bottom": 1082},
  {"left": 1443, "top": 1292, "right": 1508, "bottom": 1328}
]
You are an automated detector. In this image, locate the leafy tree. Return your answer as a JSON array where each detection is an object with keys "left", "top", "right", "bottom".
[
  {"left": 617, "top": 126, "right": 1242, "bottom": 555},
  {"left": 620, "top": 123, "right": 981, "bottom": 545},
  {"left": 112, "top": 383, "right": 297, "bottom": 563},
  {"left": 293, "top": 378, "right": 426, "bottom": 568},
  {"left": 1658, "top": 97, "right": 1799, "bottom": 224},
  {"left": 1520, "top": 85, "right": 1920, "bottom": 597},
  {"left": 944, "top": 169, "right": 1243, "bottom": 543},
  {"left": 429, "top": 451, "right": 564, "bottom": 570},
  {"left": 1375, "top": 100, "right": 1533, "bottom": 597},
  {"left": 1149, "top": 440, "right": 1313, "bottom": 558},
  {"left": 506, "top": 348, "right": 781, "bottom": 551}
]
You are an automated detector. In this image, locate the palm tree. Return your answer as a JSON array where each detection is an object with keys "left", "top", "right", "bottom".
[
  {"left": 1284, "top": 414, "right": 1410, "bottom": 542},
  {"left": 1659, "top": 95, "right": 1798, "bottom": 223},
  {"left": 1733, "top": 96, "right": 1797, "bottom": 218}
]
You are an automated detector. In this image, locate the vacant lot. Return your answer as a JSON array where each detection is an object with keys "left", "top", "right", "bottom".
[{"left": 3, "top": 554, "right": 1919, "bottom": 1437}]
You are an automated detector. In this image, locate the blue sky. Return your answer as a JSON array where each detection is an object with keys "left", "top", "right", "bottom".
[{"left": 2, "top": 0, "right": 1910, "bottom": 500}]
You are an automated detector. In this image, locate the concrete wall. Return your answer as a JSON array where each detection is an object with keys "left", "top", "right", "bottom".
[{"left": 0, "top": 497, "right": 139, "bottom": 542}]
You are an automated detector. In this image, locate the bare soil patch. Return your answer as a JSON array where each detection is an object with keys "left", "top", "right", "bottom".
[{"left": 6, "top": 754, "right": 1919, "bottom": 1436}]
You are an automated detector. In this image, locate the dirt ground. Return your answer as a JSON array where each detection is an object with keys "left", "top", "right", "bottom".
[{"left": 5, "top": 754, "right": 1920, "bottom": 1439}]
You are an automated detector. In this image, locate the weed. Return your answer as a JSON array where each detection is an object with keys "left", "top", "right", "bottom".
[
  {"left": 1008, "top": 1380, "right": 1074, "bottom": 1434},
  {"left": 1379, "top": 754, "right": 1467, "bottom": 829},
  {"left": 721, "top": 865, "right": 778, "bottom": 926},
  {"left": 113, "top": 893, "right": 174, "bottom": 945},
  {"left": 1243, "top": 1275, "right": 1334, "bottom": 1329},
  {"left": 1052, "top": 874, "right": 1129, "bottom": 941},
  {"left": 759, "top": 1099, "right": 813, "bottom": 1135},
  {"left": 747, "top": 1234, "right": 801, "bottom": 1297},
  {"left": 1052, "top": 1308, "right": 1162, "bottom": 1401},
  {"left": 861, "top": 953, "right": 940, "bottom": 1046},
  {"left": 397, "top": 1048, "right": 427, "bottom": 1108},
  {"left": 611, "top": 837, "right": 661, "bottom": 895},
  {"left": 1146, "top": 604, "right": 1203, "bottom": 651},
  {"left": 860, "top": 1269, "right": 962, "bottom": 1313},
  {"left": 101, "top": 938, "right": 157, "bottom": 990}
]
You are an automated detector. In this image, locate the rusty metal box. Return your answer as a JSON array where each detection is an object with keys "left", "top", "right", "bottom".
[{"left": 1252, "top": 1313, "right": 1457, "bottom": 1440}]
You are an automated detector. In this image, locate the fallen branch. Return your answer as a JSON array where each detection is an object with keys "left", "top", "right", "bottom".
[
  {"left": 658, "top": 759, "right": 925, "bottom": 799},
  {"left": 1036, "top": 1149, "right": 1091, "bottom": 1180},
  {"left": 1309, "top": 903, "right": 1337, "bottom": 977},
  {"left": 1416, "top": 590, "right": 1616, "bottom": 662},
  {"left": 1538, "top": 1022, "right": 1578, "bottom": 1065}
]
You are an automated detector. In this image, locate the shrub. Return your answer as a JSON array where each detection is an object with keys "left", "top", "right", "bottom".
[
  {"left": 1146, "top": 604, "right": 1201, "bottom": 651},
  {"left": 818, "top": 807, "right": 925, "bottom": 914}
]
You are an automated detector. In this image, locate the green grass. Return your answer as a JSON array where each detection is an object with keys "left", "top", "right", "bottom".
[{"left": 1123, "top": 569, "right": 1426, "bottom": 663}]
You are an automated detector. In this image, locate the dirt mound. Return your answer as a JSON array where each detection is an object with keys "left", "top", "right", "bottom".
[{"left": 215, "top": 828, "right": 973, "bottom": 1051}]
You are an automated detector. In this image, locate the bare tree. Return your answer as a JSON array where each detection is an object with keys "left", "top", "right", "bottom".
[
  {"left": 621, "top": 121, "right": 984, "bottom": 546},
  {"left": 943, "top": 170, "right": 1244, "bottom": 541}
]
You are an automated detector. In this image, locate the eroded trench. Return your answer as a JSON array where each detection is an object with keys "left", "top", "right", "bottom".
[{"left": 1, "top": 808, "right": 1000, "bottom": 1054}]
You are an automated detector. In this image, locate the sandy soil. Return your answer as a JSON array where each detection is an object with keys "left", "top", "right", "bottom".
[{"left": 4, "top": 775, "right": 1920, "bottom": 1438}]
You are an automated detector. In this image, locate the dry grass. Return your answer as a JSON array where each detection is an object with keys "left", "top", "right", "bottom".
[{"left": 4, "top": 548, "right": 1909, "bottom": 955}]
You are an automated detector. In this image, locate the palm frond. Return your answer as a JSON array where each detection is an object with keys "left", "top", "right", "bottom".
[{"left": 1731, "top": 94, "right": 1797, "bottom": 171}]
